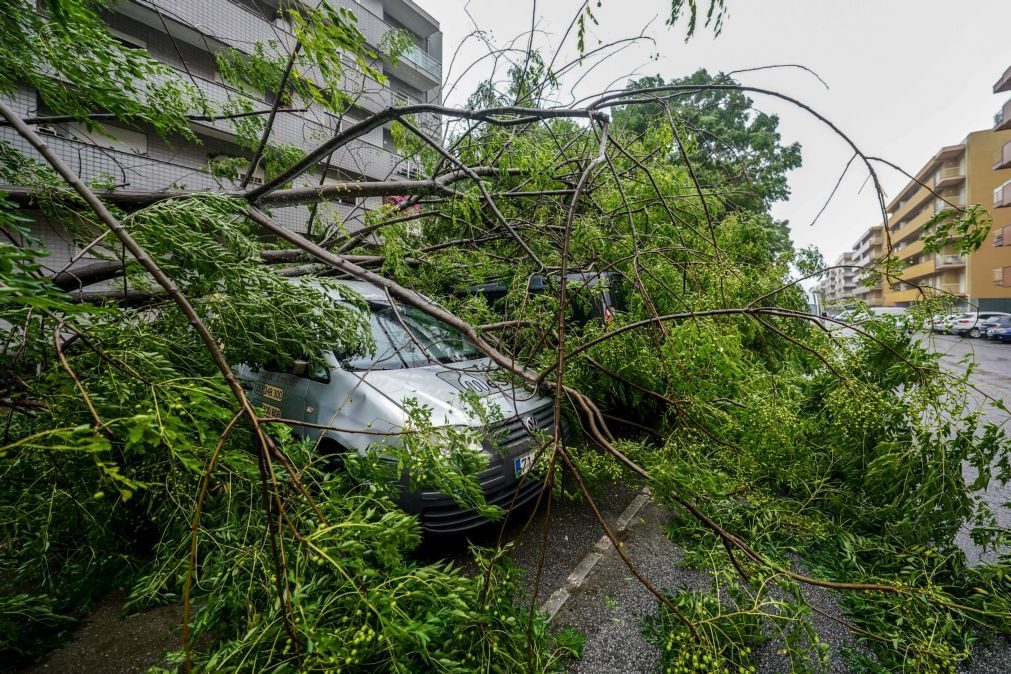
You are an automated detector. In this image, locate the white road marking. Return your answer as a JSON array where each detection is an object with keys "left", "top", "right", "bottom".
[{"left": 541, "top": 487, "right": 652, "bottom": 621}]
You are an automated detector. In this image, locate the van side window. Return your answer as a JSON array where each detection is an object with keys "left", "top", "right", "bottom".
[
  {"left": 264, "top": 357, "right": 331, "bottom": 382},
  {"left": 292, "top": 357, "right": 331, "bottom": 382}
]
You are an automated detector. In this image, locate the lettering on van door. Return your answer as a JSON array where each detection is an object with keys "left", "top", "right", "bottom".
[{"left": 436, "top": 370, "right": 495, "bottom": 394}]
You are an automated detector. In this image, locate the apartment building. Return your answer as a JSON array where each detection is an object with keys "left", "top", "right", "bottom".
[
  {"left": 879, "top": 123, "right": 1011, "bottom": 309},
  {"left": 1, "top": 0, "right": 442, "bottom": 272},
  {"left": 814, "top": 250, "right": 857, "bottom": 307},
  {"left": 993, "top": 63, "right": 1011, "bottom": 298},
  {"left": 847, "top": 225, "right": 885, "bottom": 305}
]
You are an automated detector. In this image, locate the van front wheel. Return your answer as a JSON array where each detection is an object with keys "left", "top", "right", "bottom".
[{"left": 318, "top": 439, "right": 351, "bottom": 473}]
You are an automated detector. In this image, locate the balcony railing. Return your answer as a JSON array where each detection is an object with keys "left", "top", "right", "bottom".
[
  {"left": 940, "top": 283, "right": 966, "bottom": 295},
  {"left": 934, "top": 165, "right": 964, "bottom": 185},
  {"left": 995, "top": 180, "right": 1011, "bottom": 209},
  {"left": 934, "top": 254, "right": 965, "bottom": 268},
  {"left": 900, "top": 259, "right": 935, "bottom": 280},
  {"left": 995, "top": 141, "right": 1011, "bottom": 170},
  {"left": 934, "top": 194, "right": 966, "bottom": 213},
  {"left": 391, "top": 91, "right": 442, "bottom": 135},
  {"left": 996, "top": 64, "right": 1011, "bottom": 94},
  {"left": 401, "top": 44, "right": 441, "bottom": 80},
  {"left": 135, "top": 0, "right": 294, "bottom": 55},
  {"left": 996, "top": 98, "right": 1011, "bottom": 132}
]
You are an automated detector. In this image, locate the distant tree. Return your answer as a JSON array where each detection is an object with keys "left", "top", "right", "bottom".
[{"left": 613, "top": 69, "right": 802, "bottom": 253}]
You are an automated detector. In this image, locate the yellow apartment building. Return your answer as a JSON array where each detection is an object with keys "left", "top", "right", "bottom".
[
  {"left": 881, "top": 128, "right": 1011, "bottom": 309},
  {"left": 878, "top": 64, "right": 1011, "bottom": 309}
]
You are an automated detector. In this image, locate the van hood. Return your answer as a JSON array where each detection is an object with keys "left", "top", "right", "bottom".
[{"left": 354, "top": 357, "right": 546, "bottom": 427}]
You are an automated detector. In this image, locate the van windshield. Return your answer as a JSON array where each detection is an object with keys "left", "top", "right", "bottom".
[{"left": 341, "top": 302, "right": 483, "bottom": 370}]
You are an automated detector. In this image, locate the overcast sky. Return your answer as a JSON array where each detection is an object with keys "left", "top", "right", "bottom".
[{"left": 415, "top": 0, "right": 1011, "bottom": 264}]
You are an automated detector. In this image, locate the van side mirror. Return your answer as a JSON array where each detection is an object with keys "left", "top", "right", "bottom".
[{"left": 291, "top": 359, "right": 309, "bottom": 377}]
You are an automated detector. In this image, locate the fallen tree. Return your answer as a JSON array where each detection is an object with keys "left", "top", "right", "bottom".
[{"left": 1, "top": 1, "right": 1009, "bottom": 672}]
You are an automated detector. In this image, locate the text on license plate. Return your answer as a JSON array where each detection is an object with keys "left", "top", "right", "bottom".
[
  {"left": 262, "top": 384, "right": 284, "bottom": 401},
  {"left": 514, "top": 451, "right": 537, "bottom": 479}
]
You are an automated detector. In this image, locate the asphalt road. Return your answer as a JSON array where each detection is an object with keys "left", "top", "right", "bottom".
[
  {"left": 923, "top": 333, "right": 1011, "bottom": 564},
  {"left": 925, "top": 332, "right": 1011, "bottom": 427}
]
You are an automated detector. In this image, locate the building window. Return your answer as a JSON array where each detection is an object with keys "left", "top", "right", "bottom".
[
  {"left": 108, "top": 27, "right": 147, "bottom": 50},
  {"left": 48, "top": 122, "right": 148, "bottom": 156},
  {"left": 208, "top": 154, "right": 263, "bottom": 185},
  {"left": 997, "top": 268, "right": 1007, "bottom": 287}
]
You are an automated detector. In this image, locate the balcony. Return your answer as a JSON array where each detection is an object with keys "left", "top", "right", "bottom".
[
  {"left": 899, "top": 259, "right": 935, "bottom": 281},
  {"left": 934, "top": 193, "right": 966, "bottom": 213},
  {"left": 995, "top": 65, "right": 1011, "bottom": 94},
  {"left": 887, "top": 287, "right": 928, "bottom": 304},
  {"left": 934, "top": 165, "right": 964, "bottom": 188},
  {"left": 996, "top": 99, "right": 1011, "bottom": 132},
  {"left": 995, "top": 142, "right": 1011, "bottom": 170},
  {"left": 940, "top": 283, "right": 966, "bottom": 296},
  {"left": 996, "top": 180, "right": 1011, "bottom": 209},
  {"left": 896, "top": 238, "right": 923, "bottom": 261},
  {"left": 892, "top": 206, "right": 935, "bottom": 244},
  {"left": 401, "top": 44, "right": 441, "bottom": 80},
  {"left": 2, "top": 126, "right": 219, "bottom": 192},
  {"left": 934, "top": 254, "right": 965, "bottom": 270},
  {"left": 391, "top": 90, "right": 442, "bottom": 137},
  {"left": 886, "top": 186, "right": 929, "bottom": 226},
  {"left": 128, "top": 0, "right": 294, "bottom": 55}
]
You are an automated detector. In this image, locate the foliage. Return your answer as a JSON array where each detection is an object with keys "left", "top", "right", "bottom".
[
  {"left": 0, "top": 0, "right": 204, "bottom": 139},
  {"left": 381, "top": 28, "right": 417, "bottom": 66},
  {"left": 613, "top": 69, "right": 802, "bottom": 232},
  {"left": 921, "top": 204, "right": 993, "bottom": 257},
  {"left": 2, "top": 2, "right": 1010, "bottom": 672},
  {"left": 0, "top": 203, "right": 569, "bottom": 669}
]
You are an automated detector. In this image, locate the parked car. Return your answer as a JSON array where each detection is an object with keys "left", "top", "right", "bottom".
[
  {"left": 933, "top": 313, "right": 970, "bottom": 334},
  {"left": 983, "top": 315, "right": 1011, "bottom": 340},
  {"left": 831, "top": 306, "right": 906, "bottom": 332},
  {"left": 236, "top": 280, "right": 554, "bottom": 533},
  {"left": 989, "top": 320, "right": 1011, "bottom": 344},
  {"left": 950, "top": 312, "right": 1011, "bottom": 338},
  {"left": 923, "top": 313, "right": 951, "bottom": 332}
]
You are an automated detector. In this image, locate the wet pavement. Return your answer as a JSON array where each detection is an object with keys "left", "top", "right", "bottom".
[{"left": 925, "top": 333, "right": 1011, "bottom": 563}]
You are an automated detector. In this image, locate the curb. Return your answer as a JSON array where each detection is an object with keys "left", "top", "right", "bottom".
[{"left": 541, "top": 487, "right": 652, "bottom": 620}]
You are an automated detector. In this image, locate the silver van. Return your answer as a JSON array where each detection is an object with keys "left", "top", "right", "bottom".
[{"left": 235, "top": 280, "right": 555, "bottom": 533}]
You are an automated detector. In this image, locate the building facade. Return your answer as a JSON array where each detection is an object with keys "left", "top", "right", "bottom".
[
  {"left": 1, "top": 0, "right": 442, "bottom": 273},
  {"left": 993, "top": 63, "right": 1011, "bottom": 298},
  {"left": 847, "top": 225, "right": 885, "bottom": 306},
  {"left": 814, "top": 250, "right": 857, "bottom": 308},
  {"left": 878, "top": 122, "right": 1011, "bottom": 309}
]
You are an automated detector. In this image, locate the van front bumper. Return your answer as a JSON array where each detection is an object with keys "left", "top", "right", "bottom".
[{"left": 397, "top": 403, "right": 560, "bottom": 534}]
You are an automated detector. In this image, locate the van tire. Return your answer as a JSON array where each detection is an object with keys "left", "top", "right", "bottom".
[{"left": 318, "top": 438, "right": 351, "bottom": 472}]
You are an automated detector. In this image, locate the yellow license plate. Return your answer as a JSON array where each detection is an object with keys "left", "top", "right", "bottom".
[
  {"left": 261, "top": 403, "right": 281, "bottom": 418},
  {"left": 262, "top": 384, "right": 284, "bottom": 401}
]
